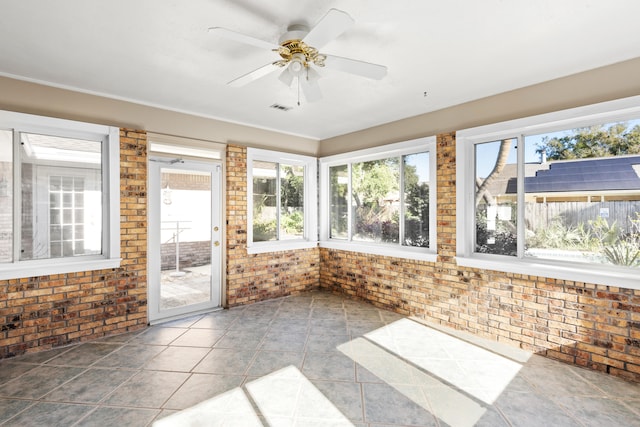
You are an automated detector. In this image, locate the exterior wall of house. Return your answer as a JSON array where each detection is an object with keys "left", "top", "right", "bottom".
[
  {"left": 320, "top": 132, "right": 640, "bottom": 383},
  {"left": 226, "top": 145, "right": 320, "bottom": 306},
  {"left": 0, "top": 129, "right": 148, "bottom": 358}
]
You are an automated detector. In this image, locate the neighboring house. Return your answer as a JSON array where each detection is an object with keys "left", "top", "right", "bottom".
[{"left": 485, "top": 155, "right": 640, "bottom": 203}]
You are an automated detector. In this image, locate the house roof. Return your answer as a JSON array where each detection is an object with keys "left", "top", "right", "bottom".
[{"left": 504, "top": 155, "right": 640, "bottom": 194}]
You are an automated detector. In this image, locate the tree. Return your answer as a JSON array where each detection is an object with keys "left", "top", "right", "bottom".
[
  {"left": 536, "top": 123, "right": 640, "bottom": 160},
  {"left": 475, "top": 139, "right": 513, "bottom": 207},
  {"left": 351, "top": 159, "right": 399, "bottom": 209},
  {"left": 280, "top": 166, "right": 303, "bottom": 209}
]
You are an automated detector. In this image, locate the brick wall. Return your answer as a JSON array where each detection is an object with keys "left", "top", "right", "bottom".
[
  {"left": 226, "top": 145, "right": 319, "bottom": 306},
  {"left": 320, "top": 132, "right": 640, "bottom": 383},
  {"left": 0, "top": 129, "right": 148, "bottom": 358},
  {"left": 161, "top": 240, "right": 211, "bottom": 270}
]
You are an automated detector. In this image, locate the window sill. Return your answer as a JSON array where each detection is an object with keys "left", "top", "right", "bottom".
[
  {"left": 0, "top": 257, "right": 122, "bottom": 281},
  {"left": 319, "top": 240, "right": 438, "bottom": 262},
  {"left": 246, "top": 240, "right": 318, "bottom": 255},
  {"left": 455, "top": 255, "right": 640, "bottom": 290}
]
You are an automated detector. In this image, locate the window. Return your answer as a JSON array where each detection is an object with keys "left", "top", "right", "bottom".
[
  {"left": 247, "top": 148, "right": 317, "bottom": 253},
  {"left": 320, "top": 137, "right": 437, "bottom": 261},
  {"left": 457, "top": 96, "right": 640, "bottom": 289},
  {"left": 0, "top": 110, "right": 120, "bottom": 280}
]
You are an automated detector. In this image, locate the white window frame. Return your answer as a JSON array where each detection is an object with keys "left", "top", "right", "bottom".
[
  {"left": 0, "top": 110, "right": 120, "bottom": 280},
  {"left": 247, "top": 148, "right": 318, "bottom": 254},
  {"left": 456, "top": 95, "right": 640, "bottom": 290},
  {"left": 319, "top": 137, "right": 437, "bottom": 262}
]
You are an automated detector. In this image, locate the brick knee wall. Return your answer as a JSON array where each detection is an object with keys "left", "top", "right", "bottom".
[
  {"left": 225, "top": 145, "right": 319, "bottom": 306},
  {"left": 0, "top": 129, "right": 148, "bottom": 358},
  {"left": 319, "top": 132, "right": 640, "bottom": 383}
]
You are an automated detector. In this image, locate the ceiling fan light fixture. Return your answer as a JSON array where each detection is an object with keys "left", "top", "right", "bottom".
[{"left": 288, "top": 54, "right": 305, "bottom": 75}]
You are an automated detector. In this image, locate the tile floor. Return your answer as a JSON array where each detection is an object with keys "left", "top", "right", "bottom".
[{"left": 1, "top": 290, "right": 639, "bottom": 426}]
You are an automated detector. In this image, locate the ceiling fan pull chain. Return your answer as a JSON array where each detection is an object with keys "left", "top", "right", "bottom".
[{"left": 297, "top": 75, "right": 301, "bottom": 106}]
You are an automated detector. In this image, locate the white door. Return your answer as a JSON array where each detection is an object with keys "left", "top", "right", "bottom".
[{"left": 148, "top": 158, "right": 222, "bottom": 323}]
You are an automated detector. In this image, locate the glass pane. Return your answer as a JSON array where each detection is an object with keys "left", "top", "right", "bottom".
[
  {"left": 403, "top": 152, "right": 430, "bottom": 247},
  {"left": 0, "top": 129, "right": 12, "bottom": 263},
  {"left": 19, "top": 132, "right": 102, "bottom": 260},
  {"left": 330, "top": 165, "right": 349, "bottom": 239},
  {"left": 352, "top": 157, "right": 400, "bottom": 243},
  {"left": 474, "top": 139, "right": 518, "bottom": 256},
  {"left": 160, "top": 168, "right": 212, "bottom": 310},
  {"left": 280, "top": 164, "right": 304, "bottom": 240},
  {"left": 524, "top": 120, "right": 640, "bottom": 267},
  {"left": 252, "top": 160, "right": 277, "bottom": 242}
]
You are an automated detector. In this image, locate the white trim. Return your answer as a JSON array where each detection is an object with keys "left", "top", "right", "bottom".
[
  {"left": 0, "top": 110, "right": 120, "bottom": 280},
  {"left": 147, "top": 132, "right": 226, "bottom": 160},
  {"left": 456, "top": 95, "right": 640, "bottom": 289},
  {"left": 319, "top": 137, "right": 438, "bottom": 261},
  {"left": 0, "top": 258, "right": 121, "bottom": 281},
  {"left": 147, "top": 158, "right": 223, "bottom": 323},
  {"left": 320, "top": 241, "right": 438, "bottom": 262},
  {"left": 247, "top": 240, "right": 318, "bottom": 254},
  {"left": 246, "top": 148, "right": 318, "bottom": 253}
]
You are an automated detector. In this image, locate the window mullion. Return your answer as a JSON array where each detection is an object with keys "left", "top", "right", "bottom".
[
  {"left": 399, "top": 156, "right": 405, "bottom": 246},
  {"left": 12, "top": 130, "right": 21, "bottom": 263},
  {"left": 276, "top": 163, "right": 281, "bottom": 241},
  {"left": 347, "top": 163, "right": 352, "bottom": 241},
  {"left": 516, "top": 134, "right": 525, "bottom": 258}
]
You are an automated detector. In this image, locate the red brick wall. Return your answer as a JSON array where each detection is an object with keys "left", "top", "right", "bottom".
[
  {"left": 0, "top": 129, "right": 148, "bottom": 358},
  {"left": 226, "top": 145, "right": 319, "bottom": 306},
  {"left": 320, "top": 132, "right": 640, "bottom": 383}
]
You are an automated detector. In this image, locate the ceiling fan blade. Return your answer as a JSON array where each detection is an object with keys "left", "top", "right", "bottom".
[
  {"left": 209, "top": 27, "right": 279, "bottom": 51},
  {"left": 302, "top": 9, "right": 354, "bottom": 49},
  {"left": 301, "top": 74, "right": 322, "bottom": 102},
  {"left": 278, "top": 68, "right": 294, "bottom": 87},
  {"left": 228, "top": 63, "right": 279, "bottom": 87},
  {"left": 323, "top": 54, "right": 387, "bottom": 80}
]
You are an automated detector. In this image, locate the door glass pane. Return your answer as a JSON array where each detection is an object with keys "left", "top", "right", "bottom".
[
  {"left": 160, "top": 168, "right": 212, "bottom": 310},
  {"left": 280, "top": 164, "right": 304, "bottom": 240},
  {"left": 329, "top": 165, "right": 349, "bottom": 239},
  {"left": 403, "top": 152, "right": 430, "bottom": 247},
  {"left": 19, "top": 132, "right": 102, "bottom": 261},
  {"left": 0, "top": 130, "right": 12, "bottom": 263},
  {"left": 252, "top": 160, "right": 277, "bottom": 242},
  {"left": 474, "top": 139, "right": 518, "bottom": 256},
  {"left": 352, "top": 157, "right": 400, "bottom": 243}
]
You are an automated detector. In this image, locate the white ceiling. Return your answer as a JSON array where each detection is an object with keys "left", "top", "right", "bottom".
[{"left": 1, "top": 0, "right": 639, "bottom": 140}]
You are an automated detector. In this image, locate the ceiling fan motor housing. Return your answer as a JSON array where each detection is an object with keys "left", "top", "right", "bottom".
[{"left": 275, "top": 24, "right": 326, "bottom": 69}]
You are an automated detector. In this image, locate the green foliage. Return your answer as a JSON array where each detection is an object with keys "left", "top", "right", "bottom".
[
  {"left": 527, "top": 215, "right": 640, "bottom": 267},
  {"left": 281, "top": 210, "right": 304, "bottom": 234},
  {"left": 537, "top": 123, "right": 640, "bottom": 161},
  {"left": 253, "top": 217, "right": 276, "bottom": 242},
  {"left": 526, "top": 218, "right": 588, "bottom": 250},
  {"left": 599, "top": 213, "right": 640, "bottom": 267},
  {"left": 602, "top": 241, "right": 640, "bottom": 267},
  {"left": 281, "top": 165, "right": 303, "bottom": 209},
  {"left": 475, "top": 205, "right": 517, "bottom": 255},
  {"left": 352, "top": 159, "right": 399, "bottom": 209}
]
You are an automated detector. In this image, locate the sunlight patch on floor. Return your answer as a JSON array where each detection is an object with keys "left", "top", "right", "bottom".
[
  {"left": 153, "top": 387, "right": 262, "bottom": 427},
  {"left": 153, "top": 366, "right": 352, "bottom": 427},
  {"left": 364, "top": 318, "right": 524, "bottom": 404},
  {"left": 338, "top": 337, "right": 487, "bottom": 427},
  {"left": 246, "top": 365, "right": 354, "bottom": 427}
]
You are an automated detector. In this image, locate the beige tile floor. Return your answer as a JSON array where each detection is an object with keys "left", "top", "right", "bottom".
[{"left": 1, "top": 290, "right": 639, "bottom": 426}]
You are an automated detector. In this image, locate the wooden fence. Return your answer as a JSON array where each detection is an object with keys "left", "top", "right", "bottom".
[{"left": 525, "top": 201, "right": 640, "bottom": 233}]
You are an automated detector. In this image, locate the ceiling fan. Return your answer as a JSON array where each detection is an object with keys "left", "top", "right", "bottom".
[{"left": 209, "top": 8, "right": 387, "bottom": 103}]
